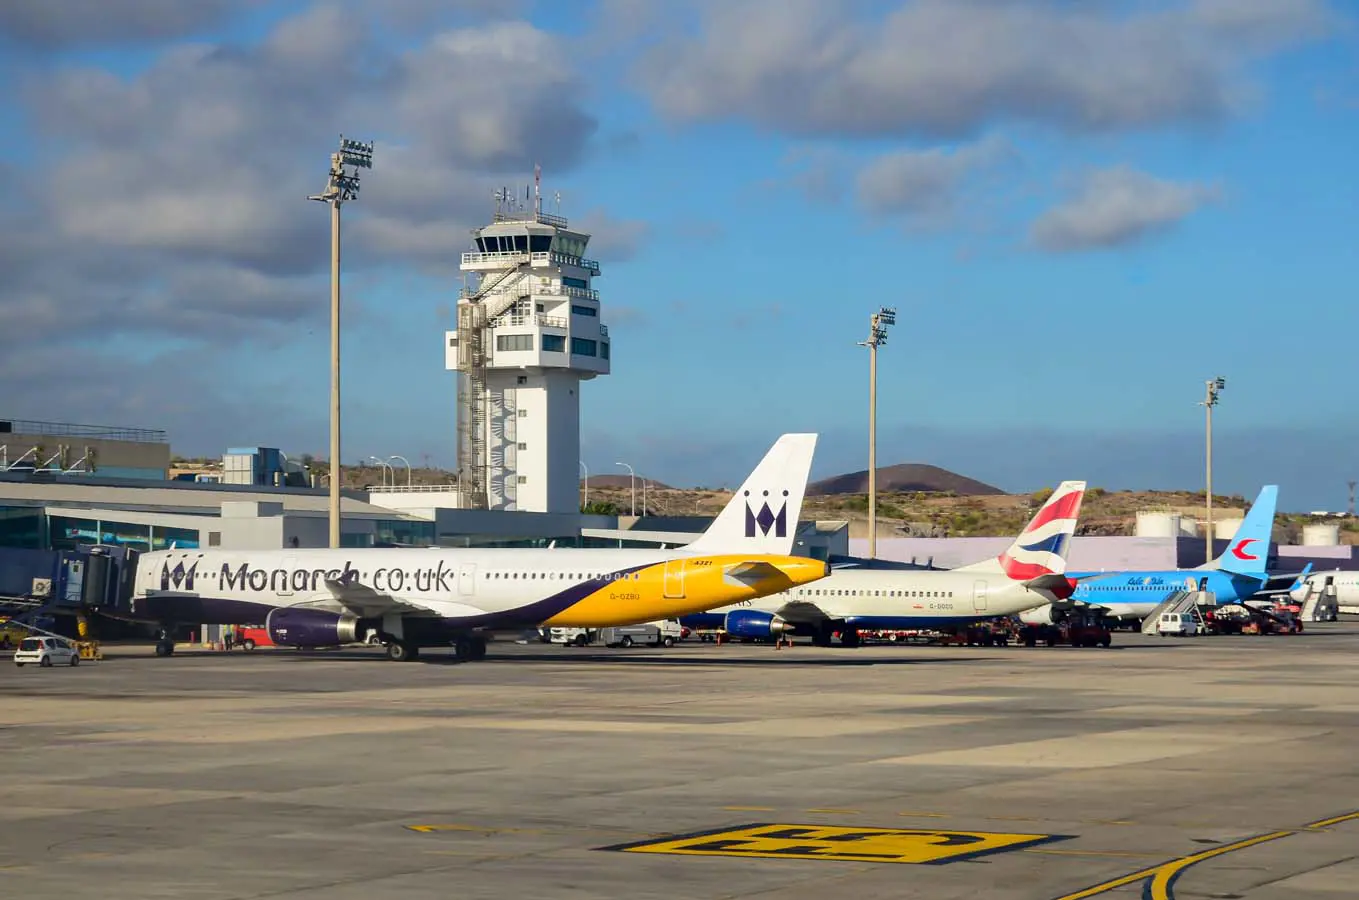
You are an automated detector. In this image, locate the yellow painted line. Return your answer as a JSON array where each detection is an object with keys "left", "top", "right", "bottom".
[
  {"left": 1027, "top": 848, "right": 1167, "bottom": 859},
  {"left": 1305, "top": 810, "right": 1359, "bottom": 830},
  {"left": 1050, "top": 830, "right": 1294, "bottom": 900},
  {"left": 406, "top": 824, "right": 543, "bottom": 835},
  {"left": 1145, "top": 831, "right": 1295, "bottom": 900}
]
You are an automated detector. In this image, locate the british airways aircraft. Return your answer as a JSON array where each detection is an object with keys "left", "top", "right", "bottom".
[
  {"left": 1019, "top": 485, "right": 1281, "bottom": 625},
  {"left": 682, "top": 480, "right": 1086, "bottom": 645},
  {"left": 83, "top": 434, "right": 830, "bottom": 662}
]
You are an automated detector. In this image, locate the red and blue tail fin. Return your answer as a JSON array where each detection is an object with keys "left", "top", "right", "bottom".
[{"left": 955, "top": 480, "right": 1086, "bottom": 579}]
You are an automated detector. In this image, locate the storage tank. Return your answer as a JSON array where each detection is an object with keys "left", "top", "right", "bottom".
[
  {"left": 1302, "top": 523, "right": 1341, "bottom": 546},
  {"left": 1214, "top": 518, "right": 1243, "bottom": 540},
  {"left": 1178, "top": 518, "right": 1201, "bottom": 537},
  {"left": 1135, "top": 511, "right": 1180, "bottom": 537}
]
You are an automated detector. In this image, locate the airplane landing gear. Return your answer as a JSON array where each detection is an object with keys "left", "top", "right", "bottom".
[
  {"left": 386, "top": 640, "right": 420, "bottom": 662},
  {"left": 453, "top": 635, "right": 487, "bottom": 662},
  {"left": 154, "top": 627, "right": 175, "bottom": 657}
]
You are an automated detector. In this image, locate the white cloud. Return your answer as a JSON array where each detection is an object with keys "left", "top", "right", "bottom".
[
  {"left": 855, "top": 135, "right": 1016, "bottom": 219},
  {"left": 0, "top": 4, "right": 607, "bottom": 452},
  {"left": 1029, "top": 166, "right": 1221, "bottom": 253},
  {"left": 634, "top": 0, "right": 1342, "bottom": 138}
]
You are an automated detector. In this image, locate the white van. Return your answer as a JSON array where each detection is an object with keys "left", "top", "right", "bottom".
[
  {"left": 14, "top": 636, "right": 80, "bottom": 667},
  {"left": 1157, "top": 612, "right": 1201, "bottom": 637}
]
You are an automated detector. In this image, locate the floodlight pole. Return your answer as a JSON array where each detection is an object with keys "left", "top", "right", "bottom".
[
  {"left": 309, "top": 135, "right": 373, "bottom": 548},
  {"left": 1200, "top": 377, "right": 1225, "bottom": 564},
  {"left": 858, "top": 307, "right": 896, "bottom": 559}
]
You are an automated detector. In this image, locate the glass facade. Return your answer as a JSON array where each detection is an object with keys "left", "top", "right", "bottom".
[
  {"left": 376, "top": 519, "right": 436, "bottom": 547},
  {"left": 49, "top": 515, "right": 101, "bottom": 551},
  {"left": 151, "top": 526, "right": 201, "bottom": 551},
  {"left": 542, "top": 334, "right": 565, "bottom": 353},
  {"left": 0, "top": 506, "right": 43, "bottom": 549}
]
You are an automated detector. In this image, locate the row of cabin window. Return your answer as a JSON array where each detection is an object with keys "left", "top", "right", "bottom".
[
  {"left": 793, "top": 588, "right": 955, "bottom": 598},
  {"left": 495, "top": 334, "right": 610, "bottom": 358},
  {"left": 487, "top": 571, "right": 639, "bottom": 581}
]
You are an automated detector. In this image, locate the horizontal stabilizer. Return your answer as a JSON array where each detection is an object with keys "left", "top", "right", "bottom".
[
  {"left": 722, "top": 561, "right": 783, "bottom": 587},
  {"left": 1023, "top": 573, "right": 1077, "bottom": 601}
]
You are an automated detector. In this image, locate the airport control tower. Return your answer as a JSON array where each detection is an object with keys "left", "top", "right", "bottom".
[{"left": 447, "top": 172, "right": 610, "bottom": 513}]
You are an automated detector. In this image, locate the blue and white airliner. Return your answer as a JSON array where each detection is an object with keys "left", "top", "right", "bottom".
[{"left": 1019, "top": 485, "right": 1284, "bottom": 625}]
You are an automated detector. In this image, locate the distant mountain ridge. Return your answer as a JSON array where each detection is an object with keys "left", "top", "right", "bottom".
[{"left": 809, "top": 463, "right": 1003, "bottom": 496}]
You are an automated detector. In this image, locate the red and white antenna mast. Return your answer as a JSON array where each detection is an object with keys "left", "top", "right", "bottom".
[{"left": 534, "top": 163, "right": 541, "bottom": 214}]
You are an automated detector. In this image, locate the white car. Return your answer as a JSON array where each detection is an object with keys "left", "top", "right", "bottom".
[{"left": 14, "top": 636, "right": 80, "bottom": 667}]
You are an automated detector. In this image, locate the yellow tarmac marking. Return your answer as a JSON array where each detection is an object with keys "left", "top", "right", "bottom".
[
  {"left": 600, "top": 823, "right": 1068, "bottom": 865},
  {"left": 1052, "top": 809, "right": 1359, "bottom": 900},
  {"left": 1028, "top": 848, "right": 1167, "bottom": 860},
  {"left": 1143, "top": 831, "right": 1295, "bottom": 900},
  {"left": 406, "top": 824, "right": 545, "bottom": 835},
  {"left": 1305, "top": 810, "right": 1359, "bottom": 830}
]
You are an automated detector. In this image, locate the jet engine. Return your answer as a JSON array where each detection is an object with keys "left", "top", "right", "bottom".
[
  {"left": 724, "top": 610, "right": 795, "bottom": 640},
  {"left": 266, "top": 607, "right": 361, "bottom": 647},
  {"left": 1018, "top": 605, "right": 1060, "bottom": 626}
]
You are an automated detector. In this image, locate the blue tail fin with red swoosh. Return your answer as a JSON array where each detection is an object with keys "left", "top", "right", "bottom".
[{"left": 1211, "top": 485, "right": 1277, "bottom": 577}]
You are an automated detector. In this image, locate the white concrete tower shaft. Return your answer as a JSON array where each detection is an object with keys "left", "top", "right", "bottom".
[{"left": 447, "top": 188, "right": 610, "bottom": 513}]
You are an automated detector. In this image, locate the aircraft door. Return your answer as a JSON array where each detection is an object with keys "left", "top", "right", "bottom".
[
  {"left": 663, "top": 558, "right": 686, "bottom": 599},
  {"left": 973, "top": 580, "right": 988, "bottom": 612},
  {"left": 458, "top": 564, "right": 476, "bottom": 597}
]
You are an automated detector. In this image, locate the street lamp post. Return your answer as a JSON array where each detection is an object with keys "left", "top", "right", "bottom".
[
  {"left": 857, "top": 306, "right": 896, "bottom": 559},
  {"left": 1199, "top": 376, "right": 1226, "bottom": 564},
  {"left": 616, "top": 462, "right": 636, "bottom": 516},
  {"left": 579, "top": 461, "right": 589, "bottom": 510},
  {"left": 368, "top": 456, "right": 393, "bottom": 488},
  {"left": 309, "top": 134, "right": 374, "bottom": 549},
  {"left": 387, "top": 455, "right": 412, "bottom": 487}
]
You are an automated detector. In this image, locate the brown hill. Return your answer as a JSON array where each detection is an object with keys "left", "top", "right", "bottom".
[
  {"left": 584, "top": 474, "right": 673, "bottom": 490},
  {"left": 809, "top": 463, "right": 1002, "bottom": 497}
]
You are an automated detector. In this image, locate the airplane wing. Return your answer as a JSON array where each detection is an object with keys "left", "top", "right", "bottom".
[
  {"left": 772, "top": 599, "right": 834, "bottom": 624},
  {"left": 285, "top": 578, "right": 482, "bottom": 620}
]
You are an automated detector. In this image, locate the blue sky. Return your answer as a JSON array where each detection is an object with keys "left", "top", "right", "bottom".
[{"left": 0, "top": 0, "right": 1355, "bottom": 510}]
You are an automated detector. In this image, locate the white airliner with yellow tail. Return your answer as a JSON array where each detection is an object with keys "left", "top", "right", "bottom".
[{"left": 99, "top": 434, "right": 828, "bottom": 661}]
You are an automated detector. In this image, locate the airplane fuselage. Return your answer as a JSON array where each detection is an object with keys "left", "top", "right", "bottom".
[
  {"left": 130, "top": 546, "right": 829, "bottom": 631},
  {"left": 1056, "top": 568, "right": 1267, "bottom": 620},
  {"left": 682, "top": 566, "right": 1065, "bottom": 635}
]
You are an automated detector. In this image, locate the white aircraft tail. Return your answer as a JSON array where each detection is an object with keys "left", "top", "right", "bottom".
[
  {"left": 954, "top": 481, "right": 1086, "bottom": 595},
  {"left": 683, "top": 433, "right": 818, "bottom": 556}
]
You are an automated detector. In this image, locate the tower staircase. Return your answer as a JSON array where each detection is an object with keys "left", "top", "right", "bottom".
[{"left": 455, "top": 264, "right": 523, "bottom": 510}]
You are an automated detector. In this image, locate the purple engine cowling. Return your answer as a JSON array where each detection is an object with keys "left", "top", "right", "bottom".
[
  {"left": 724, "top": 609, "right": 794, "bottom": 639},
  {"left": 266, "top": 607, "right": 361, "bottom": 647}
]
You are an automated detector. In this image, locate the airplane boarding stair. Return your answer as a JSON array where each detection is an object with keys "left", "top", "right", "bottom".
[
  {"left": 1140, "top": 591, "right": 1212, "bottom": 635},
  {"left": 1299, "top": 583, "right": 1339, "bottom": 622}
]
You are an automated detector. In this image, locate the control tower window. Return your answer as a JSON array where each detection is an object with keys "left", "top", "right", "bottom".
[
  {"left": 512, "top": 235, "right": 528, "bottom": 252},
  {"left": 530, "top": 235, "right": 551, "bottom": 253}
]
